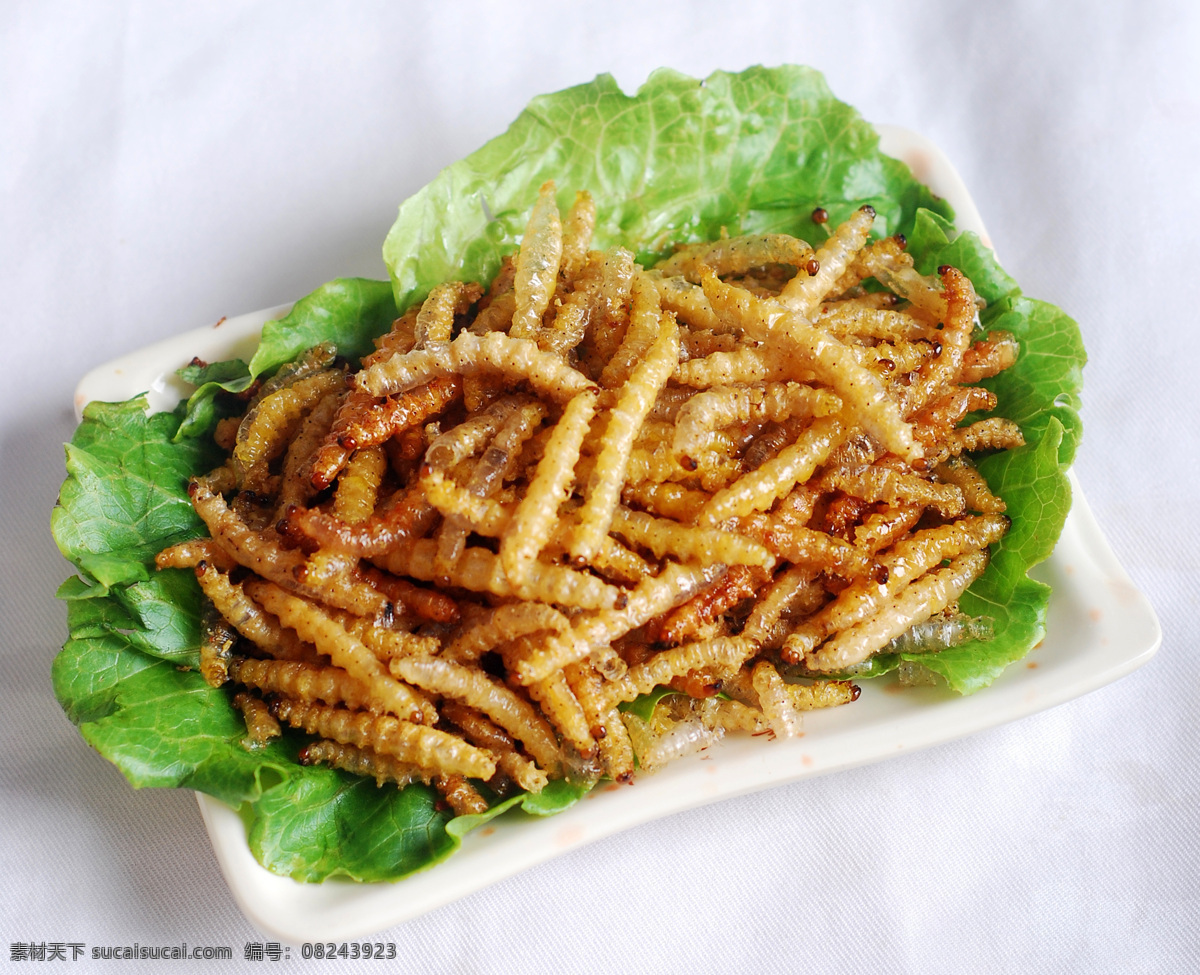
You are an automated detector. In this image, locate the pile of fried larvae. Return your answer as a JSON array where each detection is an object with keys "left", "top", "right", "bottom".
[{"left": 157, "top": 182, "right": 1022, "bottom": 815}]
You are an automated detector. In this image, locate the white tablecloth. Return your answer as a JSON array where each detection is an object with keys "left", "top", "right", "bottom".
[{"left": 4, "top": 2, "right": 1196, "bottom": 971}]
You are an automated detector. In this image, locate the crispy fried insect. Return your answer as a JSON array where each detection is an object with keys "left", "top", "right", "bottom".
[
  {"left": 740, "top": 564, "right": 825, "bottom": 647},
  {"left": 579, "top": 247, "right": 637, "bottom": 371},
  {"left": 377, "top": 539, "right": 619, "bottom": 611},
  {"left": 602, "top": 636, "right": 753, "bottom": 708},
  {"left": 960, "top": 331, "right": 1019, "bottom": 383},
  {"left": 852, "top": 504, "right": 924, "bottom": 553},
  {"left": 698, "top": 415, "right": 846, "bottom": 526},
  {"left": 805, "top": 550, "right": 991, "bottom": 671},
  {"left": 234, "top": 369, "right": 346, "bottom": 491},
  {"left": 275, "top": 389, "right": 341, "bottom": 513},
  {"left": 284, "top": 484, "right": 437, "bottom": 559},
  {"left": 364, "top": 309, "right": 419, "bottom": 366},
  {"left": 657, "top": 233, "right": 816, "bottom": 284},
  {"left": 816, "top": 301, "right": 932, "bottom": 343},
  {"left": 329, "top": 606, "right": 440, "bottom": 661},
  {"left": 434, "top": 774, "right": 490, "bottom": 816},
  {"left": 652, "top": 272, "right": 724, "bottom": 332},
  {"left": 520, "top": 671, "right": 596, "bottom": 759},
  {"left": 923, "top": 417, "right": 1025, "bottom": 467},
  {"left": 570, "top": 310, "right": 679, "bottom": 563},
  {"left": 192, "top": 562, "right": 318, "bottom": 663},
  {"left": 901, "top": 266, "right": 978, "bottom": 415},
  {"left": 933, "top": 456, "right": 1006, "bottom": 514},
  {"left": 610, "top": 506, "right": 774, "bottom": 572},
  {"left": 229, "top": 655, "right": 377, "bottom": 713},
  {"left": 199, "top": 603, "right": 237, "bottom": 688},
  {"left": 329, "top": 374, "right": 461, "bottom": 460},
  {"left": 675, "top": 343, "right": 797, "bottom": 388},
  {"left": 232, "top": 691, "right": 282, "bottom": 746},
  {"left": 672, "top": 382, "right": 842, "bottom": 459},
  {"left": 442, "top": 602, "right": 570, "bottom": 663},
  {"left": 559, "top": 190, "right": 596, "bottom": 284},
  {"left": 783, "top": 513, "right": 1009, "bottom": 661},
  {"left": 299, "top": 738, "right": 420, "bottom": 788},
  {"left": 511, "top": 561, "right": 725, "bottom": 685},
  {"left": 510, "top": 180, "right": 563, "bottom": 339},
  {"left": 821, "top": 465, "right": 966, "bottom": 519},
  {"left": 356, "top": 330, "right": 595, "bottom": 403},
  {"left": 621, "top": 480, "right": 709, "bottom": 524},
  {"left": 155, "top": 538, "right": 238, "bottom": 572},
  {"left": 777, "top": 205, "right": 876, "bottom": 317},
  {"left": 700, "top": 267, "right": 918, "bottom": 462},
  {"left": 650, "top": 564, "right": 768, "bottom": 646},
  {"left": 537, "top": 252, "right": 604, "bottom": 356},
  {"left": 440, "top": 701, "right": 550, "bottom": 794},
  {"left": 431, "top": 397, "right": 545, "bottom": 584},
  {"left": 390, "top": 655, "right": 560, "bottom": 776},
  {"left": 246, "top": 579, "right": 436, "bottom": 724},
  {"left": 415, "top": 281, "right": 483, "bottom": 349},
  {"left": 735, "top": 513, "right": 882, "bottom": 581},
  {"left": 751, "top": 660, "right": 803, "bottom": 737},
  {"left": 599, "top": 272, "right": 663, "bottom": 389},
  {"left": 564, "top": 661, "right": 635, "bottom": 783},
  {"left": 332, "top": 446, "right": 387, "bottom": 525},
  {"left": 270, "top": 697, "right": 496, "bottom": 780}
]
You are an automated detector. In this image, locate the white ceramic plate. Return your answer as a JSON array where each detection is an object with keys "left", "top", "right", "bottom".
[{"left": 74, "top": 125, "right": 1161, "bottom": 943}]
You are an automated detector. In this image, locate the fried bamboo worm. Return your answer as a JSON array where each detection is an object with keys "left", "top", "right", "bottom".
[
  {"left": 520, "top": 670, "right": 595, "bottom": 759},
  {"left": 650, "top": 564, "right": 769, "bottom": 647},
  {"left": 415, "top": 281, "right": 482, "bottom": 349},
  {"left": 559, "top": 190, "right": 596, "bottom": 284},
  {"left": 599, "top": 272, "right": 663, "bottom": 389},
  {"left": 270, "top": 697, "right": 496, "bottom": 780},
  {"left": 246, "top": 579, "right": 437, "bottom": 724},
  {"left": 570, "top": 311, "right": 679, "bottom": 562},
  {"left": 355, "top": 331, "right": 596, "bottom": 403},
  {"left": 192, "top": 562, "right": 320, "bottom": 664},
  {"left": 805, "top": 550, "right": 991, "bottom": 672},
  {"left": 440, "top": 701, "right": 550, "bottom": 794},
  {"left": 512, "top": 561, "right": 725, "bottom": 685},
  {"left": 232, "top": 691, "right": 282, "bottom": 746},
  {"left": 229, "top": 656, "right": 380, "bottom": 714},
  {"left": 442, "top": 602, "right": 570, "bottom": 663},
  {"left": 510, "top": 180, "right": 563, "bottom": 339},
  {"left": 700, "top": 266, "right": 918, "bottom": 463},
  {"left": 609, "top": 506, "right": 774, "bottom": 572},
  {"left": 430, "top": 398, "right": 545, "bottom": 585},
  {"left": 697, "top": 414, "right": 847, "bottom": 526},
  {"left": 284, "top": 484, "right": 437, "bottom": 559},
  {"left": 783, "top": 513, "right": 1010, "bottom": 661},
  {"left": 564, "top": 661, "right": 635, "bottom": 784},
  {"left": 672, "top": 382, "right": 842, "bottom": 460},
  {"left": 376, "top": 539, "right": 619, "bottom": 610},
  {"left": 901, "top": 266, "right": 978, "bottom": 416},
  {"left": 234, "top": 369, "right": 346, "bottom": 491},
  {"left": 656, "top": 233, "right": 816, "bottom": 284},
  {"left": 389, "top": 655, "right": 560, "bottom": 775},
  {"left": 776, "top": 205, "right": 876, "bottom": 318},
  {"left": 601, "top": 636, "right": 753, "bottom": 709},
  {"left": 435, "top": 774, "right": 490, "bottom": 816},
  {"left": 332, "top": 446, "right": 387, "bottom": 525},
  {"left": 299, "top": 739, "right": 421, "bottom": 789}
]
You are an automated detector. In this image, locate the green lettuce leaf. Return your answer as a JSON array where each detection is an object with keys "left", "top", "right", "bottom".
[{"left": 53, "top": 65, "right": 1084, "bottom": 882}]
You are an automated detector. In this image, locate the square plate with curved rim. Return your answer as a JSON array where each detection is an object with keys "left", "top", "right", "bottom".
[{"left": 73, "top": 125, "right": 1161, "bottom": 942}]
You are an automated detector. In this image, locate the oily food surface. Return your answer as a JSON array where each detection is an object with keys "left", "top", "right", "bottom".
[
  {"left": 153, "top": 184, "right": 1024, "bottom": 814},
  {"left": 51, "top": 67, "right": 1084, "bottom": 883}
]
